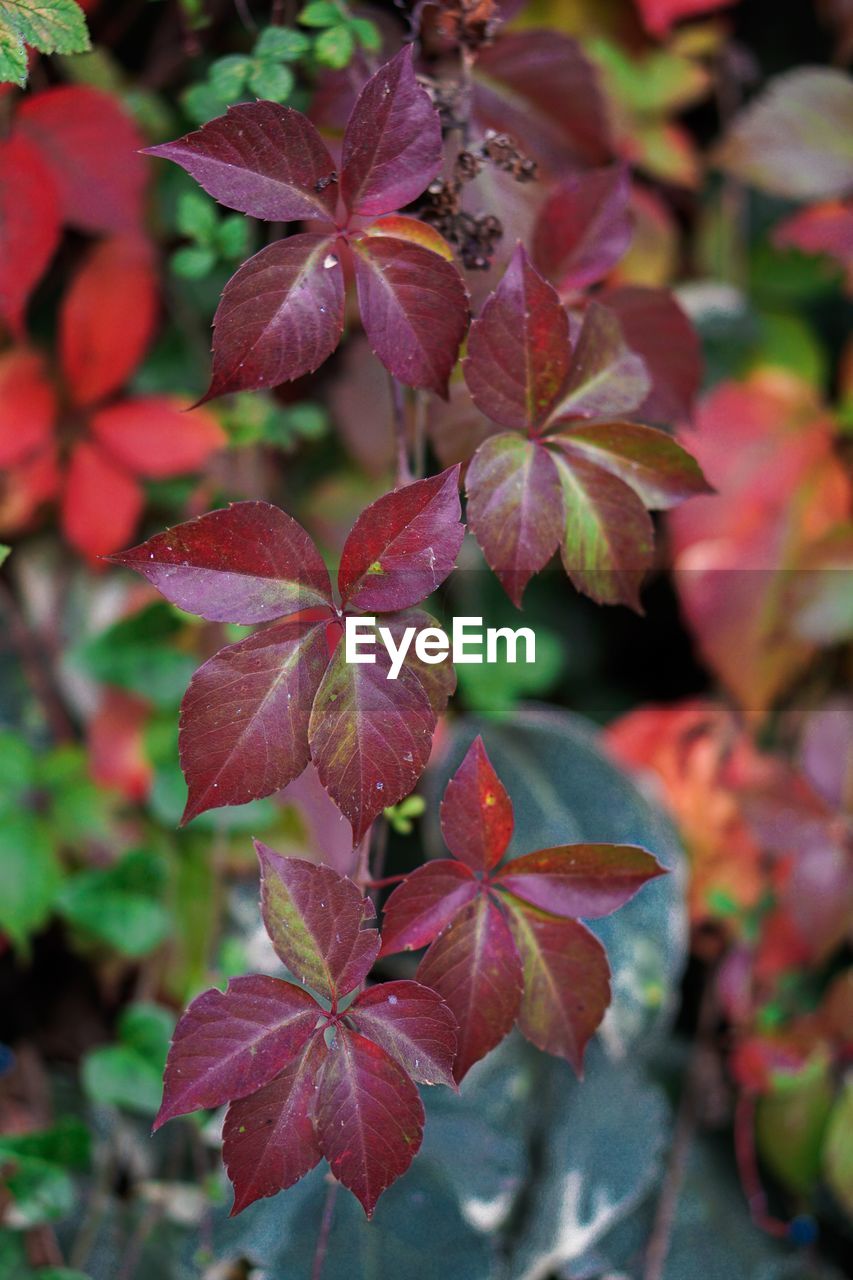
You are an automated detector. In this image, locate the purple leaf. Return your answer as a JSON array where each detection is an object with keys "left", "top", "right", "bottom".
[
  {"left": 348, "top": 980, "right": 458, "bottom": 1088},
  {"left": 494, "top": 844, "right": 668, "bottom": 918},
  {"left": 178, "top": 617, "right": 331, "bottom": 824},
  {"left": 463, "top": 245, "right": 570, "bottom": 431},
  {"left": 222, "top": 1034, "right": 325, "bottom": 1214},
  {"left": 338, "top": 466, "right": 464, "bottom": 612},
  {"left": 205, "top": 233, "right": 344, "bottom": 400},
  {"left": 379, "top": 860, "right": 479, "bottom": 956},
  {"left": 602, "top": 286, "right": 702, "bottom": 424},
  {"left": 439, "top": 736, "right": 514, "bottom": 873},
  {"left": 257, "top": 846, "right": 380, "bottom": 1000},
  {"left": 154, "top": 975, "right": 320, "bottom": 1130},
  {"left": 466, "top": 434, "right": 564, "bottom": 608},
  {"left": 557, "top": 421, "right": 712, "bottom": 509},
  {"left": 547, "top": 302, "right": 650, "bottom": 424},
  {"left": 108, "top": 501, "right": 333, "bottom": 623},
  {"left": 341, "top": 47, "right": 443, "bottom": 217},
  {"left": 145, "top": 103, "right": 339, "bottom": 222},
  {"left": 533, "top": 166, "right": 632, "bottom": 295},
  {"left": 352, "top": 232, "right": 469, "bottom": 397},
  {"left": 315, "top": 1025, "right": 424, "bottom": 1218}
]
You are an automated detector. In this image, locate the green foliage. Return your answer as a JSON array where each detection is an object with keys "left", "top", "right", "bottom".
[
  {"left": 72, "top": 603, "right": 197, "bottom": 709},
  {"left": 82, "top": 1003, "right": 175, "bottom": 1116},
  {"left": 0, "top": 1119, "right": 89, "bottom": 1229},
  {"left": 171, "top": 190, "right": 251, "bottom": 281},
  {"left": 57, "top": 848, "right": 171, "bottom": 957},
  {"left": 0, "top": 0, "right": 89, "bottom": 87}
]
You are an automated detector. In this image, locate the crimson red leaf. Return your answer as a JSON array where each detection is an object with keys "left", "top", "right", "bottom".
[
  {"left": 556, "top": 421, "right": 711, "bottom": 509},
  {"left": 416, "top": 894, "right": 523, "bottom": 1083},
  {"left": 636, "top": 0, "right": 736, "bottom": 38},
  {"left": 178, "top": 617, "right": 330, "bottom": 824},
  {"left": 154, "top": 974, "right": 320, "bottom": 1129},
  {"left": 17, "top": 86, "right": 147, "bottom": 233},
  {"left": 548, "top": 302, "right": 650, "bottom": 424},
  {"left": 91, "top": 397, "right": 225, "bottom": 479},
  {"left": 338, "top": 466, "right": 463, "bottom": 612},
  {"left": 61, "top": 441, "right": 143, "bottom": 561},
  {"left": 205, "top": 234, "right": 344, "bottom": 400},
  {"left": 0, "top": 134, "right": 59, "bottom": 338},
  {"left": 341, "top": 47, "right": 442, "bottom": 217},
  {"left": 315, "top": 1025, "right": 424, "bottom": 1217},
  {"left": 379, "top": 860, "right": 479, "bottom": 956},
  {"left": 109, "top": 502, "right": 333, "bottom": 623},
  {"left": 59, "top": 234, "right": 158, "bottom": 408},
  {"left": 494, "top": 844, "right": 667, "bottom": 919},
  {"left": 533, "top": 166, "right": 632, "bottom": 295},
  {"left": 463, "top": 245, "right": 570, "bottom": 431},
  {"left": 392, "top": 607, "right": 457, "bottom": 715},
  {"left": 503, "top": 900, "right": 610, "bottom": 1075},
  {"left": 602, "top": 286, "right": 702, "bottom": 424},
  {"left": 352, "top": 232, "right": 469, "bottom": 398},
  {"left": 549, "top": 443, "right": 655, "bottom": 611},
  {"left": 257, "top": 846, "right": 380, "bottom": 1000},
  {"left": 223, "top": 1034, "right": 325, "bottom": 1214},
  {"left": 466, "top": 434, "right": 564, "bottom": 608},
  {"left": 146, "top": 103, "right": 339, "bottom": 222},
  {"left": 0, "top": 350, "right": 56, "bottom": 469},
  {"left": 348, "top": 980, "right": 457, "bottom": 1088},
  {"left": 440, "top": 736, "right": 514, "bottom": 873}
]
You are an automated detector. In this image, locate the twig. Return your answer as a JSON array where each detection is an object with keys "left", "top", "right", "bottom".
[
  {"left": 389, "top": 376, "right": 413, "bottom": 486},
  {"left": 310, "top": 1177, "right": 340, "bottom": 1280}
]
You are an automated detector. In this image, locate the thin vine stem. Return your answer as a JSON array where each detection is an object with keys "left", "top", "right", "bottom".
[{"left": 311, "top": 1177, "right": 340, "bottom": 1280}]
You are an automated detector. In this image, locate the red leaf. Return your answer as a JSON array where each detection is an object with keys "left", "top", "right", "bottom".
[
  {"left": 635, "top": 0, "right": 736, "bottom": 38},
  {"left": 379, "top": 860, "right": 479, "bottom": 955},
  {"left": 146, "top": 103, "right": 338, "bottom": 223},
  {"left": 352, "top": 232, "right": 469, "bottom": 397},
  {"left": 91, "top": 397, "right": 225, "bottom": 478},
  {"left": 466, "top": 434, "right": 563, "bottom": 607},
  {"left": 440, "top": 736, "right": 514, "bottom": 873},
  {"left": 0, "top": 447, "right": 60, "bottom": 536},
  {"left": 59, "top": 234, "right": 158, "bottom": 407},
  {"left": 774, "top": 201, "right": 853, "bottom": 283},
  {"left": 257, "top": 846, "right": 380, "bottom": 1001},
  {"left": 463, "top": 244, "right": 570, "bottom": 432},
  {"left": 503, "top": 899, "right": 610, "bottom": 1075},
  {"left": 109, "top": 501, "right": 333, "bottom": 623},
  {"left": 154, "top": 975, "right": 320, "bottom": 1129},
  {"left": 348, "top": 980, "right": 458, "bottom": 1087},
  {"left": 416, "top": 894, "right": 523, "bottom": 1083},
  {"left": 341, "top": 47, "right": 443, "bottom": 217},
  {"left": 87, "top": 689, "right": 152, "bottom": 803},
  {"left": 602, "top": 286, "right": 702, "bottom": 424},
  {"left": 223, "top": 1034, "right": 325, "bottom": 1214},
  {"left": 533, "top": 166, "right": 632, "bottom": 295},
  {"left": 315, "top": 1025, "right": 424, "bottom": 1217},
  {"left": 494, "top": 844, "right": 667, "bottom": 919},
  {"left": 548, "top": 302, "right": 650, "bottom": 424},
  {"left": 61, "top": 441, "right": 143, "bottom": 560},
  {"left": 205, "top": 234, "right": 344, "bottom": 399},
  {"left": 556, "top": 421, "right": 711, "bottom": 509},
  {"left": 0, "top": 134, "right": 59, "bottom": 338},
  {"left": 17, "top": 86, "right": 147, "bottom": 233},
  {"left": 0, "top": 349, "right": 56, "bottom": 469},
  {"left": 338, "top": 466, "right": 463, "bottom": 611},
  {"left": 178, "top": 617, "right": 331, "bottom": 823}
]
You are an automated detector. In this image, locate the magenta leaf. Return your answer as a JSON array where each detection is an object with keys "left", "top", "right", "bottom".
[
  {"left": 315, "top": 1025, "right": 424, "bottom": 1218},
  {"left": 533, "top": 166, "right": 632, "bottom": 295},
  {"left": 154, "top": 975, "right": 320, "bottom": 1130},
  {"left": 222, "top": 1034, "right": 325, "bottom": 1214},
  {"left": 440, "top": 736, "right": 514, "bottom": 873},
  {"left": 463, "top": 244, "right": 570, "bottom": 431},
  {"left": 379, "top": 860, "right": 479, "bottom": 956},
  {"left": 556, "top": 421, "right": 713, "bottom": 509},
  {"left": 466, "top": 434, "right": 564, "bottom": 608},
  {"left": 338, "top": 466, "right": 463, "bottom": 612},
  {"left": 348, "top": 980, "right": 458, "bottom": 1088},
  {"left": 503, "top": 900, "right": 610, "bottom": 1075},
  {"left": 352, "top": 232, "right": 469, "bottom": 397},
  {"left": 178, "top": 617, "right": 331, "bottom": 824},
  {"left": 257, "top": 845, "right": 380, "bottom": 1000},
  {"left": 108, "top": 501, "right": 333, "bottom": 623},
  {"left": 341, "top": 46, "right": 443, "bottom": 217},
  {"left": 494, "top": 844, "right": 667, "bottom": 919},
  {"left": 145, "top": 103, "right": 338, "bottom": 222},
  {"left": 205, "top": 233, "right": 345, "bottom": 400},
  {"left": 548, "top": 302, "right": 649, "bottom": 424},
  {"left": 602, "top": 286, "right": 702, "bottom": 424},
  {"left": 416, "top": 894, "right": 523, "bottom": 1083}
]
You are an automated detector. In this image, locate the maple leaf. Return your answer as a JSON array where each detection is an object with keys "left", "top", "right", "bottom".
[
  {"left": 156, "top": 847, "right": 456, "bottom": 1217},
  {"left": 147, "top": 48, "right": 469, "bottom": 400},
  {"left": 0, "top": 0, "right": 89, "bottom": 89},
  {"left": 462, "top": 245, "right": 710, "bottom": 610},
  {"left": 109, "top": 468, "right": 464, "bottom": 840},
  {"left": 381, "top": 737, "right": 667, "bottom": 1080}
]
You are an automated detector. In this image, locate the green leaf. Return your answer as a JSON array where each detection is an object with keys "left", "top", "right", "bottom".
[
  {"left": 81, "top": 1002, "right": 174, "bottom": 1116},
  {"left": 0, "top": 22, "right": 27, "bottom": 84},
  {"left": 0, "top": 0, "right": 90, "bottom": 88},
  {"left": 208, "top": 52, "right": 251, "bottom": 98},
  {"left": 298, "top": 0, "right": 342, "bottom": 27},
  {"left": 248, "top": 58, "right": 294, "bottom": 101},
  {"left": 119, "top": 1001, "right": 174, "bottom": 1065},
  {"left": 0, "top": 1117, "right": 90, "bottom": 1170},
  {"left": 0, "top": 543, "right": 10, "bottom": 566},
  {"left": 456, "top": 627, "right": 564, "bottom": 720},
  {"left": 214, "top": 214, "right": 251, "bottom": 260},
  {"left": 0, "top": 814, "right": 62, "bottom": 951},
  {"left": 349, "top": 15, "right": 380, "bottom": 51},
  {"left": 181, "top": 80, "right": 229, "bottom": 125},
  {"left": 176, "top": 189, "right": 218, "bottom": 242},
  {"left": 313, "top": 21, "right": 354, "bottom": 68},
  {"left": 72, "top": 603, "right": 197, "bottom": 709},
  {"left": 823, "top": 1078, "right": 853, "bottom": 1215},
  {"left": 0, "top": 1157, "right": 75, "bottom": 1227},
  {"left": 172, "top": 244, "right": 217, "bottom": 279},
  {"left": 0, "top": 730, "right": 37, "bottom": 806},
  {"left": 756, "top": 1059, "right": 834, "bottom": 1196},
  {"left": 57, "top": 849, "right": 171, "bottom": 957},
  {"left": 255, "top": 24, "right": 311, "bottom": 60}
]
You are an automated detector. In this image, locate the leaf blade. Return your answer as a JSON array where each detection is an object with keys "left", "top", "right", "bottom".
[
  {"left": 379, "top": 860, "right": 480, "bottom": 956},
  {"left": 494, "top": 844, "right": 668, "bottom": 919},
  {"left": 556, "top": 421, "right": 711, "bottom": 509},
  {"left": 440, "top": 736, "right": 514, "bottom": 873},
  {"left": 547, "top": 301, "right": 650, "bottom": 424},
  {"left": 533, "top": 165, "right": 632, "bottom": 295},
  {"left": 348, "top": 980, "right": 457, "bottom": 1088}
]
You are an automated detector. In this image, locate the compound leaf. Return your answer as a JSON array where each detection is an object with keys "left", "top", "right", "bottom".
[
  {"left": 379, "top": 860, "right": 480, "bottom": 956},
  {"left": 348, "top": 980, "right": 457, "bottom": 1088}
]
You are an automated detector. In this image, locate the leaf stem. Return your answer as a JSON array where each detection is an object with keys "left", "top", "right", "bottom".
[
  {"left": 311, "top": 1177, "right": 340, "bottom": 1280},
  {"left": 389, "top": 375, "right": 413, "bottom": 485}
]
